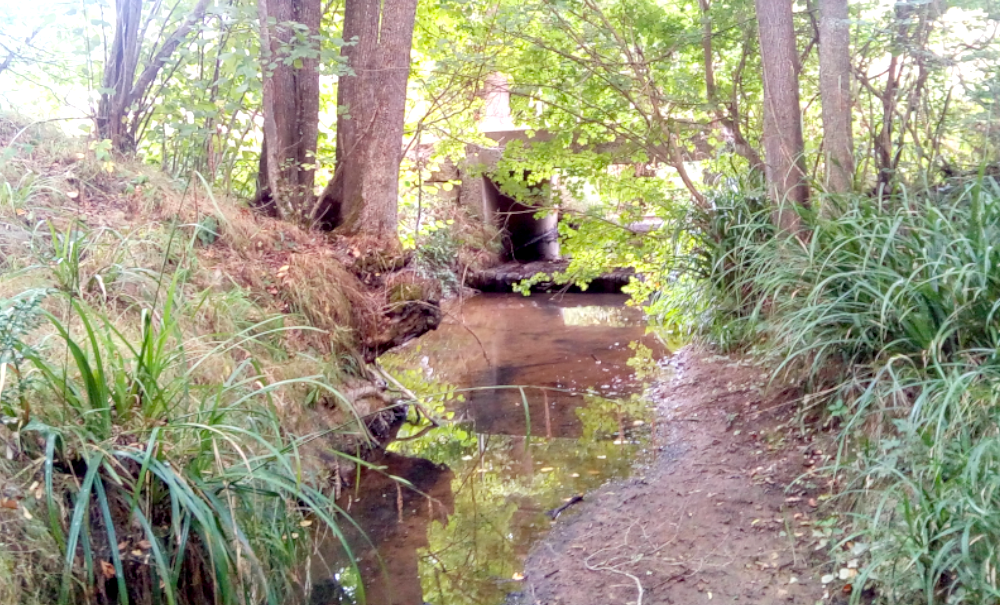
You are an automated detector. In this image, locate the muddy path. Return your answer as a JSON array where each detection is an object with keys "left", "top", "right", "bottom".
[{"left": 523, "top": 349, "right": 838, "bottom": 605}]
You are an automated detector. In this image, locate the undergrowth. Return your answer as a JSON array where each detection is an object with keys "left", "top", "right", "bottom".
[
  {"left": 670, "top": 176, "right": 1000, "bottom": 603},
  {"left": 0, "top": 114, "right": 389, "bottom": 604}
]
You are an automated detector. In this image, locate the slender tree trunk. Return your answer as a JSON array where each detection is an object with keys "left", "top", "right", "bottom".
[
  {"left": 97, "top": 0, "right": 142, "bottom": 152},
  {"left": 97, "top": 0, "right": 211, "bottom": 153},
  {"left": 256, "top": 0, "right": 322, "bottom": 221},
  {"left": 315, "top": 0, "right": 418, "bottom": 243},
  {"left": 700, "top": 0, "right": 716, "bottom": 100},
  {"left": 703, "top": 0, "right": 765, "bottom": 174},
  {"left": 755, "top": 0, "right": 810, "bottom": 233},
  {"left": 819, "top": 0, "right": 854, "bottom": 193}
]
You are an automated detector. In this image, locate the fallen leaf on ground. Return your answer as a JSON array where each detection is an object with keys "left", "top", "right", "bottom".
[{"left": 99, "top": 560, "right": 116, "bottom": 579}]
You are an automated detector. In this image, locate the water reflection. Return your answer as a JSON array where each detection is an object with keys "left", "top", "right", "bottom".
[
  {"left": 319, "top": 294, "right": 664, "bottom": 605},
  {"left": 310, "top": 452, "right": 455, "bottom": 605}
]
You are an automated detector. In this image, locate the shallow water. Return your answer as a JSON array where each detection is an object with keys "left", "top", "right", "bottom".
[{"left": 310, "top": 293, "right": 664, "bottom": 605}]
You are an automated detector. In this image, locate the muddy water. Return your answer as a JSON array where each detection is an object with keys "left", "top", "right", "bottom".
[{"left": 310, "top": 293, "right": 664, "bottom": 605}]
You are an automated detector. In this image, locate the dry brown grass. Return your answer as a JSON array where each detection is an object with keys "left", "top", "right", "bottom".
[
  {"left": 0, "top": 113, "right": 447, "bottom": 429},
  {"left": 0, "top": 114, "right": 399, "bottom": 357},
  {"left": 0, "top": 114, "right": 415, "bottom": 428},
  {"left": 436, "top": 202, "right": 504, "bottom": 275}
]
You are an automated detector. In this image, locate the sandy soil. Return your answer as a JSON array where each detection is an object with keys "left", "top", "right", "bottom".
[{"left": 522, "top": 348, "right": 845, "bottom": 605}]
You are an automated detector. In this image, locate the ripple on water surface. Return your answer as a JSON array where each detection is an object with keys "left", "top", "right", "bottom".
[{"left": 311, "top": 293, "right": 666, "bottom": 605}]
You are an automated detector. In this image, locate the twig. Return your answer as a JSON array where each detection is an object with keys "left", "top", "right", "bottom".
[
  {"left": 372, "top": 363, "right": 441, "bottom": 427},
  {"left": 583, "top": 549, "right": 645, "bottom": 605}
]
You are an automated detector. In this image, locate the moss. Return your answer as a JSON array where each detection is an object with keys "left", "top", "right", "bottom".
[{"left": 389, "top": 281, "right": 426, "bottom": 304}]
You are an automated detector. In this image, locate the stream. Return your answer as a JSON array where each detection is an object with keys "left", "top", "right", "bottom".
[{"left": 310, "top": 293, "right": 665, "bottom": 605}]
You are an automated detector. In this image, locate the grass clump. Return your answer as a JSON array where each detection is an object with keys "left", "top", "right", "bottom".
[
  {"left": 667, "top": 176, "right": 1000, "bottom": 603},
  {"left": 2, "top": 287, "right": 360, "bottom": 605}
]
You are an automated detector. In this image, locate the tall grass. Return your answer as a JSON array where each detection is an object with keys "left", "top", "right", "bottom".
[
  {"left": 0, "top": 115, "right": 408, "bottom": 605},
  {"left": 0, "top": 283, "right": 365, "bottom": 605},
  {"left": 675, "top": 176, "right": 1000, "bottom": 603}
]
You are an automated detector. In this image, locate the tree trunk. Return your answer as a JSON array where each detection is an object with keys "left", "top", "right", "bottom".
[
  {"left": 315, "top": 0, "right": 418, "bottom": 243},
  {"left": 97, "top": 0, "right": 211, "bottom": 153},
  {"left": 97, "top": 0, "right": 142, "bottom": 152},
  {"left": 818, "top": 0, "right": 854, "bottom": 193},
  {"left": 314, "top": 0, "right": 380, "bottom": 227},
  {"left": 255, "top": 0, "right": 322, "bottom": 221},
  {"left": 755, "top": 0, "right": 810, "bottom": 233}
]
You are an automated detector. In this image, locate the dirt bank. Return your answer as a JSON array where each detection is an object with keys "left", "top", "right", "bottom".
[{"left": 523, "top": 348, "right": 843, "bottom": 605}]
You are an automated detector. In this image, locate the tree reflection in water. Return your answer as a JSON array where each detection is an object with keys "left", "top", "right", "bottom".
[
  {"left": 310, "top": 451, "right": 455, "bottom": 605},
  {"left": 314, "top": 294, "right": 665, "bottom": 605}
]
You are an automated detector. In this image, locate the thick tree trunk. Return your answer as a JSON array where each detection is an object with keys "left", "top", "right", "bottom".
[
  {"left": 346, "top": 0, "right": 417, "bottom": 240},
  {"left": 755, "top": 0, "right": 810, "bottom": 233},
  {"left": 314, "top": 0, "right": 380, "bottom": 227},
  {"left": 256, "top": 0, "right": 322, "bottom": 221},
  {"left": 315, "top": 0, "right": 418, "bottom": 242},
  {"left": 819, "top": 0, "right": 854, "bottom": 193}
]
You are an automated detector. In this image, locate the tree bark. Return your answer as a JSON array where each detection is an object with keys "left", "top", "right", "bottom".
[
  {"left": 755, "top": 0, "right": 810, "bottom": 233},
  {"left": 315, "top": 0, "right": 419, "bottom": 242},
  {"left": 314, "top": 0, "right": 380, "bottom": 227},
  {"left": 255, "top": 0, "right": 322, "bottom": 221},
  {"left": 97, "top": 0, "right": 211, "bottom": 153},
  {"left": 97, "top": 0, "right": 142, "bottom": 152},
  {"left": 818, "top": 0, "right": 854, "bottom": 193}
]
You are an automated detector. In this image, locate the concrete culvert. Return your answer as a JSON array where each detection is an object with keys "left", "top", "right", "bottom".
[{"left": 482, "top": 177, "right": 559, "bottom": 262}]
